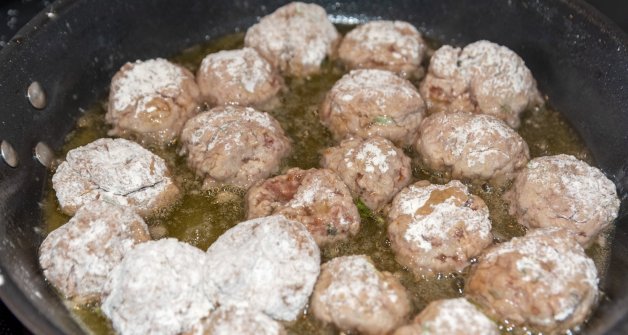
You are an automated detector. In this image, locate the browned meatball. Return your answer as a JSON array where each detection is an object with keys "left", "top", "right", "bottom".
[
  {"left": 204, "top": 215, "right": 320, "bottom": 321},
  {"left": 338, "top": 20, "right": 427, "bottom": 78},
  {"left": 52, "top": 138, "right": 181, "bottom": 217},
  {"left": 106, "top": 58, "right": 201, "bottom": 146},
  {"left": 420, "top": 40, "right": 542, "bottom": 128},
  {"left": 246, "top": 168, "right": 360, "bottom": 245},
  {"left": 466, "top": 228, "right": 599, "bottom": 334},
  {"left": 321, "top": 136, "right": 412, "bottom": 211},
  {"left": 244, "top": 2, "right": 340, "bottom": 77},
  {"left": 393, "top": 298, "right": 499, "bottom": 335},
  {"left": 310, "top": 255, "right": 411, "bottom": 335},
  {"left": 504, "top": 154, "right": 620, "bottom": 246},
  {"left": 415, "top": 111, "right": 529, "bottom": 184},
  {"left": 387, "top": 180, "right": 493, "bottom": 276},
  {"left": 102, "top": 238, "right": 215, "bottom": 335},
  {"left": 186, "top": 304, "right": 286, "bottom": 335},
  {"left": 320, "top": 69, "right": 426, "bottom": 146},
  {"left": 196, "top": 48, "right": 283, "bottom": 108},
  {"left": 39, "top": 200, "right": 150, "bottom": 304},
  {"left": 179, "top": 106, "right": 292, "bottom": 189}
]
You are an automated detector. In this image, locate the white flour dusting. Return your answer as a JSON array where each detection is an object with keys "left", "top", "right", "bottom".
[
  {"left": 321, "top": 136, "right": 412, "bottom": 212},
  {"left": 424, "top": 40, "right": 542, "bottom": 127},
  {"left": 430, "top": 40, "right": 536, "bottom": 98},
  {"left": 289, "top": 175, "right": 324, "bottom": 208},
  {"left": 102, "top": 239, "right": 213, "bottom": 335},
  {"left": 244, "top": 2, "right": 339, "bottom": 75},
  {"left": 187, "top": 106, "right": 276, "bottom": 146},
  {"left": 339, "top": 21, "right": 426, "bottom": 66},
  {"left": 355, "top": 142, "right": 396, "bottom": 173},
  {"left": 111, "top": 58, "right": 186, "bottom": 111},
  {"left": 205, "top": 215, "right": 320, "bottom": 321},
  {"left": 317, "top": 255, "right": 406, "bottom": 317},
  {"left": 201, "top": 48, "right": 273, "bottom": 94},
  {"left": 180, "top": 105, "right": 291, "bottom": 189},
  {"left": 188, "top": 303, "right": 285, "bottom": 335},
  {"left": 439, "top": 112, "right": 519, "bottom": 164},
  {"left": 331, "top": 70, "right": 420, "bottom": 109},
  {"left": 39, "top": 201, "right": 150, "bottom": 303},
  {"left": 459, "top": 41, "right": 531, "bottom": 95},
  {"left": 246, "top": 168, "right": 360, "bottom": 245},
  {"left": 416, "top": 298, "right": 499, "bottom": 334},
  {"left": 232, "top": 106, "right": 275, "bottom": 129},
  {"left": 417, "top": 111, "right": 529, "bottom": 181},
  {"left": 525, "top": 154, "right": 619, "bottom": 225},
  {"left": 398, "top": 181, "right": 491, "bottom": 251},
  {"left": 354, "top": 21, "right": 420, "bottom": 55},
  {"left": 322, "top": 68, "right": 425, "bottom": 146},
  {"left": 485, "top": 228, "right": 598, "bottom": 323},
  {"left": 52, "top": 138, "right": 179, "bottom": 217}
]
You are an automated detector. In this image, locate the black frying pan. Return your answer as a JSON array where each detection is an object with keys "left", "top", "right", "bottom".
[{"left": 0, "top": 0, "right": 627, "bottom": 334}]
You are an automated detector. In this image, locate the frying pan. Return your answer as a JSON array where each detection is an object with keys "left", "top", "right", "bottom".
[{"left": 0, "top": 0, "right": 627, "bottom": 334}]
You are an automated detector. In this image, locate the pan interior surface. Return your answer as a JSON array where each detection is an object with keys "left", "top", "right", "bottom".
[{"left": 0, "top": 1, "right": 627, "bottom": 334}]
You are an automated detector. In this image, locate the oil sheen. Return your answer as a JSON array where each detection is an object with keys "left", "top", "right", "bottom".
[{"left": 41, "top": 30, "right": 608, "bottom": 335}]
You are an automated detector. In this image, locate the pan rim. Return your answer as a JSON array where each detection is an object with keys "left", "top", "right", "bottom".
[{"left": 1, "top": 0, "right": 627, "bottom": 334}]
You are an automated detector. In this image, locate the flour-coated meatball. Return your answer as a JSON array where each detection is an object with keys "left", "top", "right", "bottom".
[
  {"left": 320, "top": 69, "right": 426, "bottom": 146},
  {"left": 244, "top": 2, "right": 340, "bottom": 77},
  {"left": 186, "top": 304, "right": 286, "bottom": 335},
  {"left": 102, "top": 239, "right": 215, "bottom": 335},
  {"left": 311, "top": 255, "right": 410, "bottom": 335},
  {"left": 52, "top": 138, "right": 180, "bottom": 217},
  {"left": 196, "top": 48, "right": 283, "bottom": 108},
  {"left": 420, "top": 40, "right": 542, "bottom": 128},
  {"left": 393, "top": 298, "right": 499, "bottom": 335},
  {"left": 321, "top": 136, "right": 412, "bottom": 211},
  {"left": 466, "top": 228, "right": 599, "bottom": 333},
  {"left": 387, "top": 180, "right": 493, "bottom": 276},
  {"left": 39, "top": 200, "right": 150, "bottom": 304},
  {"left": 504, "top": 154, "right": 620, "bottom": 246},
  {"left": 106, "top": 58, "right": 201, "bottom": 146},
  {"left": 204, "top": 215, "right": 320, "bottom": 321},
  {"left": 338, "top": 20, "right": 427, "bottom": 78},
  {"left": 415, "top": 111, "right": 529, "bottom": 184},
  {"left": 246, "top": 168, "right": 360, "bottom": 245},
  {"left": 180, "top": 106, "right": 292, "bottom": 189}
]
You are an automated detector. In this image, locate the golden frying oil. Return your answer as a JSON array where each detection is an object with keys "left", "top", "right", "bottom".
[{"left": 42, "top": 30, "right": 608, "bottom": 335}]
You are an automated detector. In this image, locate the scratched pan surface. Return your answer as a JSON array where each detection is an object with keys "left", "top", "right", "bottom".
[{"left": 0, "top": 0, "right": 627, "bottom": 334}]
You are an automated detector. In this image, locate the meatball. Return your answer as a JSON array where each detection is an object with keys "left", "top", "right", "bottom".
[
  {"left": 415, "top": 111, "right": 529, "bottom": 184},
  {"left": 393, "top": 298, "right": 499, "bottom": 335},
  {"left": 387, "top": 180, "right": 493, "bottom": 276},
  {"left": 52, "top": 138, "right": 180, "bottom": 217},
  {"left": 466, "top": 228, "right": 599, "bottom": 333},
  {"left": 39, "top": 200, "right": 150, "bottom": 304},
  {"left": 186, "top": 304, "right": 286, "bottom": 335},
  {"left": 419, "top": 40, "right": 542, "bottom": 128},
  {"left": 179, "top": 106, "right": 292, "bottom": 189},
  {"left": 244, "top": 2, "right": 340, "bottom": 77},
  {"left": 106, "top": 58, "right": 201, "bottom": 146},
  {"left": 321, "top": 136, "right": 412, "bottom": 211},
  {"left": 102, "top": 238, "right": 215, "bottom": 335},
  {"left": 246, "top": 168, "right": 360, "bottom": 245},
  {"left": 504, "top": 154, "right": 620, "bottom": 246},
  {"left": 320, "top": 69, "right": 426, "bottom": 146},
  {"left": 204, "top": 215, "right": 320, "bottom": 321},
  {"left": 338, "top": 20, "right": 427, "bottom": 78},
  {"left": 196, "top": 48, "right": 283, "bottom": 108},
  {"left": 310, "top": 255, "right": 410, "bottom": 335}
]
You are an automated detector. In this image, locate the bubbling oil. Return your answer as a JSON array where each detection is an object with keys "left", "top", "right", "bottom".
[{"left": 42, "top": 30, "right": 609, "bottom": 335}]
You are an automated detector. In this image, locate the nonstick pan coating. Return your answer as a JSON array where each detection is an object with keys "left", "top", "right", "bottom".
[{"left": 0, "top": 1, "right": 627, "bottom": 334}]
